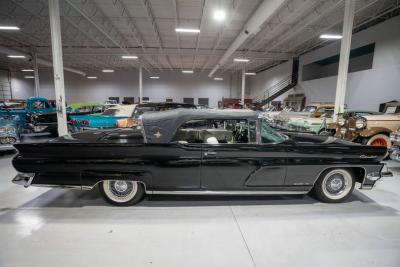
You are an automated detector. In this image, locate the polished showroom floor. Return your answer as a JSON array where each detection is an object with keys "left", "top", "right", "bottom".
[{"left": 0, "top": 152, "right": 399, "bottom": 267}]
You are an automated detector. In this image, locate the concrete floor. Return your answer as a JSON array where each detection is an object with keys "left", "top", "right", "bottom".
[{"left": 0, "top": 152, "right": 399, "bottom": 267}]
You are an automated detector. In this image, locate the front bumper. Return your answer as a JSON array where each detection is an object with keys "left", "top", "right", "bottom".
[
  {"left": 360, "top": 167, "right": 393, "bottom": 189},
  {"left": 12, "top": 173, "right": 35, "bottom": 188},
  {"left": 389, "top": 146, "right": 400, "bottom": 162}
]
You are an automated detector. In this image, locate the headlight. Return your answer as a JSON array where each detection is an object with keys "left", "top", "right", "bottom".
[
  {"left": 0, "top": 127, "right": 5, "bottom": 133},
  {"left": 355, "top": 118, "right": 366, "bottom": 129},
  {"left": 338, "top": 118, "right": 345, "bottom": 126}
]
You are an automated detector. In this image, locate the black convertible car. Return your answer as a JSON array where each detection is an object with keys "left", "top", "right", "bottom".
[{"left": 12, "top": 109, "right": 391, "bottom": 205}]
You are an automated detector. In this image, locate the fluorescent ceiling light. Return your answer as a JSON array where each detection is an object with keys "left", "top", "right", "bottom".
[
  {"left": 150, "top": 76, "right": 160, "bottom": 79},
  {"left": 213, "top": 10, "right": 226, "bottom": 21},
  {"left": 21, "top": 69, "right": 34, "bottom": 72},
  {"left": 320, "top": 34, "right": 342, "bottom": 39},
  {"left": 234, "top": 58, "right": 249, "bottom": 62},
  {"left": 182, "top": 70, "right": 194, "bottom": 74},
  {"left": 214, "top": 77, "right": 223, "bottom": 81},
  {"left": 24, "top": 76, "right": 34, "bottom": 79},
  {"left": 175, "top": 28, "right": 200, "bottom": 33},
  {"left": 121, "top": 55, "right": 138, "bottom": 59},
  {"left": 0, "top": 26, "right": 20, "bottom": 30},
  {"left": 102, "top": 69, "right": 114, "bottom": 73},
  {"left": 245, "top": 72, "right": 256, "bottom": 76},
  {"left": 8, "top": 55, "right": 25, "bottom": 58},
  {"left": 87, "top": 76, "right": 97, "bottom": 79}
]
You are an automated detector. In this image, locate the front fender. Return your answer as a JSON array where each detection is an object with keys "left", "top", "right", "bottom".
[{"left": 359, "top": 127, "right": 391, "bottom": 138}]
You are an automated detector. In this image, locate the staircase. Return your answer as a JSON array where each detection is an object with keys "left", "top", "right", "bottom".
[{"left": 253, "top": 58, "right": 299, "bottom": 106}]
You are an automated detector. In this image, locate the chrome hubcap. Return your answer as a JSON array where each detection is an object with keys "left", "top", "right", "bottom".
[{"left": 114, "top": 181, "right": 128, "bottom": 193}]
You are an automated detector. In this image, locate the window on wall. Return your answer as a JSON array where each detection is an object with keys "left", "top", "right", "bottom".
[
  {"left": 198, "top": 98, "right": 209, "bottom": 106},
  {"left": 166, "top": 98, "right": 173, "bottom": 102},
  {"left": 183, "top": 98, "right": 194, "bottom": 104},
  {"left": 123, "top": 97, "right": 135, "bottom": 104},
  {"left": 142, "top": 97, "right": 150, "bottom": 102},
  {"left": 302, "top": 43, "right": 375, "bottom": 81}
]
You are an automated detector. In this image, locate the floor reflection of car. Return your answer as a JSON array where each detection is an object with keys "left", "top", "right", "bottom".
[
  {"left": 116, "top": 102, "right": 196, "bottom": 128},
  {"left": 12, "top": 109, "right": 391, "bottom": 206}
]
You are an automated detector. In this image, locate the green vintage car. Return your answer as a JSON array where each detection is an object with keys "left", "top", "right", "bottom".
[{"left": 292, "top": 110, "right": 383, "bottom": 135}]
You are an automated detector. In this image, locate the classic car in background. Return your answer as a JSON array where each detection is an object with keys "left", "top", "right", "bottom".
[
  {"left": 0, "top": 114, "right": 21, "bottom": 151},
  {"left": 12, "top": 109, "right": 391, "bottom": 206},
  {"left": 69, "top": 104, "right": 137, "bottom": 131},
  {"left": 329, "top": 101, "right": 400, "bottom": 149},
  {"left": 298, "top": 110, "right": 383, "bottom": 135},
  {"left": 30, "top": 102, "right": 105, "bottom": 136},
  {"left": 274, "top": 103, "right": 334, "bottom": 130},
  {"left": 116, "top": 102, "right": 197, "bottom": 128},
  {"left": 389, "top": 127, "right": 400, "bottom": 161},
  {"left": 0, "top": 97, "right": 55, "bottom": 134}
]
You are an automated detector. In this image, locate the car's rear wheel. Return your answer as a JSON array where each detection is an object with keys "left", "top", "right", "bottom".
[
  {"left": 311, "top": 168, "right": 355, "bottom": 203},
  {"left": 99, "top": 180, "right": 145, "bottom": 206}
]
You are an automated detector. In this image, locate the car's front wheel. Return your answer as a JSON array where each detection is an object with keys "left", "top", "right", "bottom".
[
  {"left": 311, "top": 168, "right": 355, "bottom": 203},
  {"left": 99, "top": 180, "right": 145, "bottom": 206}
]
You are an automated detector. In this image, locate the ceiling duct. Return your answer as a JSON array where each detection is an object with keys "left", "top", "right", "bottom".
[{"left": 208, "top": 0, "right": 286, "bottom": 77}]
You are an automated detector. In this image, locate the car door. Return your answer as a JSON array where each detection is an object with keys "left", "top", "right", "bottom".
[
  {"left": 149, "top": 142, "right": 202, "bottom": 191},
  {"left": 200, "top": 119, "right": 287, "bottom": 190}
]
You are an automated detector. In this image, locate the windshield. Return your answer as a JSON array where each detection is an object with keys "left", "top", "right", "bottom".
[
  {"left": 302, "top": 106, "right": 316, "bottom": 112},
  {"left": 261, "top": 120, "right": 286, "bottom": 144}
]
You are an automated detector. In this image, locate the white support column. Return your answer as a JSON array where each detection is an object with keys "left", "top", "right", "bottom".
[
  {"left": 241, "top": 67, "right": 245, "bottom": 108},
  {"left": 48, "top": 0, "right": 68, "bottom": 136},
  {"left": 139, "top": 65, "right": 143, "bottom": 104},
  {"left": 33, "top": 52, "right": 40, "bottom": 97},
  {"left": 333, "top": 0, "right": 355, "bottom": 121}
]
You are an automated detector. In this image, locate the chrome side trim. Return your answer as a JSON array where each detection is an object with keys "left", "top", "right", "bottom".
[{"left": 146, "top": 190, "right": 309, "bottom": 195}]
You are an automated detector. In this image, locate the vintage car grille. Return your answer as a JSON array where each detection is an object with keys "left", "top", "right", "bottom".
[{"left": 0, "top": 137, "right": 17, "bottom": 144}]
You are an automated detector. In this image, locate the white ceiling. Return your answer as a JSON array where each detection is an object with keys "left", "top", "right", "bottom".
[{"left": 0, "top": 0, "right": 399, "bottom": 75}]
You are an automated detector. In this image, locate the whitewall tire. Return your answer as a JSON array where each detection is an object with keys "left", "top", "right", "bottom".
[
  {"left": 311, "top": 168, "right": 355, "bottom": 203},
  {"left": 99, "top": 180, "right": 145, "bottom": 206}
]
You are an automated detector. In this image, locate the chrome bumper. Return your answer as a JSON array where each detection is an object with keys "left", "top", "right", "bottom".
[
  {"left": 12, "top": 173, "right": 35, "bottom": 188},
  {"left": 389, "top": 146, "right": 400, "bottom": 162},
  {"left": 0, "top": 144, "right": 16, "bottom": 151}
]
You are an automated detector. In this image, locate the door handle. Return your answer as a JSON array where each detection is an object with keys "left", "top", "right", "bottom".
[{"left": 204, "top": 151, "right": 217, "bottom": 157}]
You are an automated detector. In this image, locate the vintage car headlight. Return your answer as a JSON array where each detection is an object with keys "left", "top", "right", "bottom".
[
  {"left": 338, "top": 118, "right": 345, "bottom": 126},
  {"left": 355, "top": 118, "right": 366, "bottom": 129}
]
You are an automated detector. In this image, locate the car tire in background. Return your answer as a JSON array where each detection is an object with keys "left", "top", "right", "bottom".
[
  {"left": 365, "top": 134, "right": 392, "bottom": 149},
  {"left": 99, "top": 180, "right": 145, "bottom": 206},
  {"left": 311, "top": 168, "right": 355, "bottom": 203}
]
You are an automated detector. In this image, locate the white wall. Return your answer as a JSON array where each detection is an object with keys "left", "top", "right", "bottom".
[
  {"left": 247, "top": 15, "right": 400, "bottom": 111},
  {"left": 11, "top": 69, "right": 239, "bottom": 108}
]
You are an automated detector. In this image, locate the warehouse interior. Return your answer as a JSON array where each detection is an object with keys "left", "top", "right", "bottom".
[{"left": 1, "top": 0, "right": 400, "bottom": 266}]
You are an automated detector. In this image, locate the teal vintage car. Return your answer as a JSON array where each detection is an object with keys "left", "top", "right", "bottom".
[
  {"left": 0, "top": 97, "right": 55, "bottom": 133},
  {"left": 69, "top": 104, "right": 137, "bottom": 131},
  {"left": 294, "top": 110, "right": 383, "bottom": 134}
]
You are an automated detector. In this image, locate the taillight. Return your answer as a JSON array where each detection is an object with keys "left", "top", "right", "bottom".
[
  {"left": 80, "top": 120, "right": 89, "bottom": 127},
  {"left": 69, "top": 119, "right": 76, "bottom": 125}
]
